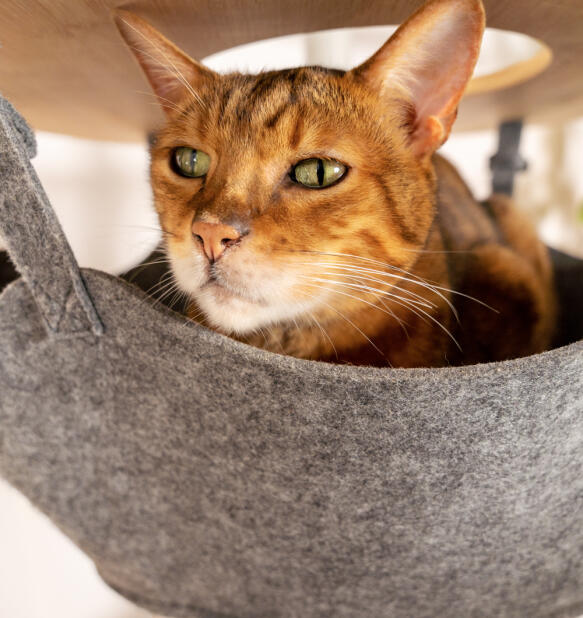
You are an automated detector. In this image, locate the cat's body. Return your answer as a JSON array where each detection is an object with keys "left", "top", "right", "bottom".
[{"left": 116, "top": 0, "right": 556, "bottom": 369}]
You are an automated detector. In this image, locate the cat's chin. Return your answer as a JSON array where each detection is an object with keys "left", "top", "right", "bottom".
[{"left": 193, "top": 282, "right": 311, "bottom": 335}]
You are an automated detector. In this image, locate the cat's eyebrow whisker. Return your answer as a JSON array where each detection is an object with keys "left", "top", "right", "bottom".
[{"left": 143, "top": 100, "right": 183, "bottom": 114}]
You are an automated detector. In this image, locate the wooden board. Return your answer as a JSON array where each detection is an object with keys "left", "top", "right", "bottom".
[{"left": 1, "top": 0, "right": 582, "bottom": 141}]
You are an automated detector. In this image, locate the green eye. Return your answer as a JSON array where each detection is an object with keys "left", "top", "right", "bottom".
[
  {"left": 173, "top": 147, "right": 211, "bottom": 178},
  {"left": 291, "top": 158, "right": 346, "bottom": 188}
]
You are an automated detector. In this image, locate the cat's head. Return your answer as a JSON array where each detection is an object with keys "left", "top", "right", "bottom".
[{"left": 115, "top": 0, "right": 484, "bottom": 337}]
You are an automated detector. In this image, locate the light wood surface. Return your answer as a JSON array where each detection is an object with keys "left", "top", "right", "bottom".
[{"left": 1, "top": 0, "right": 582, "bottom": 141}]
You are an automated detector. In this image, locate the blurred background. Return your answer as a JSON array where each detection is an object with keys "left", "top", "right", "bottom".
[{"left": 1, "top": 25, "right": 582, "bottom": 618}]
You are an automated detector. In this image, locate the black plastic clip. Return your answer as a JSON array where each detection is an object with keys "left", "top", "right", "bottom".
[{"left": 489, "top": 119, "right": 528, "bottom": 196}]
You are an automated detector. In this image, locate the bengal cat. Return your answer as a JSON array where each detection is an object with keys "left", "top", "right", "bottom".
[{"left": 115, "top": 0, "right": 556, "bottom": 369}]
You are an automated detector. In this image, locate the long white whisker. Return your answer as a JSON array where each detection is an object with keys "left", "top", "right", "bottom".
[
  {"left": 301, "top": 265, "right": 442, "bottom": 308},
  {"left": 300, "top": 274, "right": 436, "bottom": 310},
  {"left": 302, "top": 280, "right": 462, "bottom": 351},
  {"left": 304, "top": 260, "right": 459, "bottom": 321},
  {"left": 377, "top": 296, "right": 409, "bottom": 338},
  {"left": 307, "top": 311, "right": 338, "bottom": 360},
  {"left": 306, "top": 251, "right": 497, "bottom": 314},
  {"left": 307, "top": 266, "right": 438, "bottom": 307},
  {"left": 314, "top": 296, "right": 387, "bottom": 361}
]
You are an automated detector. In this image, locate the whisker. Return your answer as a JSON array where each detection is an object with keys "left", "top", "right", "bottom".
[
  {"left": 305, "top": 251, "right": 497, "bottom": 314},
  {"left": 112, "top": 224, "right": 177, "bottom": 238},
  {"left": 142, "top": 270, "right": 175, "bottom": 296},
  {"left": 302, "top": 279, "right": 461, "bottom": 352},
  {"left": 307, "top": 266, "right": 437, "bottom": 307},
  {"left": 124, "top": 257, "right": 171, "bottom": 283},
  {"left": 300, "top": 274, "right": 436, "bottom": 310},
  {"left": 377, "top": 296, "right": 409, "bottom": 339},
  {"left": 307, "top": 311, "right": 338, "bottom": 360},
  {"left": 304, "top": 259, "right": 460, "bottom": 321},
  {"left": 314, "top": 295, "right": 388, "bottom": 362},
  {"left": 401, "top": 248, "right": 472, "bottom": 254},
  {"left": 255, "top": 326, "right": 269, "bottom": 348},
  {"left": 303, "top": 277, "right": 431, "bottom": 328}
]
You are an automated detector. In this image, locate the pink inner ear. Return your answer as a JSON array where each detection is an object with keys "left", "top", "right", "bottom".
[
  {"left": 393, "top": 3, "right": 484, "bottom": 155},
  {"left": 407, "top": 14, "right": 483, "bottom": 124},
  {"left": 353, "top": 0, "right": 485, "bottom": 157}
]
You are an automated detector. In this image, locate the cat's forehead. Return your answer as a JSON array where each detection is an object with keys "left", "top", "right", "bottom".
[
  {"left": 220, "top": 67, "right": 346, "bottom": 107},
  {"left": 187, "top": 66, "right": 354, "bottom": 134}
]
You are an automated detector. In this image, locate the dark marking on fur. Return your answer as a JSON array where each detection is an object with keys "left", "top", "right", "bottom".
[
  {"left": 265, "top": 104, "right": 287, "bottom": 129},
  {"left": 371, "top": 173, "right": 421, "bottom": 244},
  {"left": 289, "top": 114, "right": 304, "bottom": 149}
]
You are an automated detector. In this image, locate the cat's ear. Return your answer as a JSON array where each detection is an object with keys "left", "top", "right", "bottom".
[
  {"left": 351, "top": 0, "right": 485, "bottom": 158},
  {"left": 114, "top": 10, "right": 216, "bottom": 114}
]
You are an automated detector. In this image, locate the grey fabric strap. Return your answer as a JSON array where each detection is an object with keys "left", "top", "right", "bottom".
[{"left": 0, "top": 96, "right": 103, "bottom": 336}]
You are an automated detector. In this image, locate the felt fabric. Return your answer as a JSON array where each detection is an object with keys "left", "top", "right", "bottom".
[
  {"left": 1, "top": 95, "right": 583, "bottom": 618},
  {"left": 0, "top": 96, "right": 103, "bottom": 337}
]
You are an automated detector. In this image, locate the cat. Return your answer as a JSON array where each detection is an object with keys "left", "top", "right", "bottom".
[{"left": 115, "top": 0, "right": 556, "bottom": 369}]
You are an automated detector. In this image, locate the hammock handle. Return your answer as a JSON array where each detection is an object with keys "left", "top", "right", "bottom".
[{"left": 0, "top": 96, "right": 103, "bottom": 337}]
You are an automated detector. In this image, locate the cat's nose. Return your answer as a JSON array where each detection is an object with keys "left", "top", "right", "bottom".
[{"left": 191, "top": 220, "right": 244, "bottom": 262}]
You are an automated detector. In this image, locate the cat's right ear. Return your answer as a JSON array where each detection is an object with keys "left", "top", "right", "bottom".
[{"left": 114, "top": 10, "right": 216, "bottom": 114}]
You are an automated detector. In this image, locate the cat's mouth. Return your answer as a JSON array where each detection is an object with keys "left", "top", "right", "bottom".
[{"left": 199, "top": 272, "right": 271, "bottom": 309}]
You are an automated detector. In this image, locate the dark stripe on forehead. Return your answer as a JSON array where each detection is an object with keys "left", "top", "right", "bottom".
[
  {"left": 216, "top": 86, "right": 234, "bottom": 125},
  {"left": 289, "top": 114, "right": 304, "bottom": 149},
  {"left": 247, "top": 72, "right": 283, "bottom": 103},
  {"left": 265, "top": 104, "right": 288, "bottom": 129}
]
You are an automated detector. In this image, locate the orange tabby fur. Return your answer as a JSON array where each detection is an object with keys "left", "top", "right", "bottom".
[{"left": 115, "top": 0, "right": 556, "bottom": 368}]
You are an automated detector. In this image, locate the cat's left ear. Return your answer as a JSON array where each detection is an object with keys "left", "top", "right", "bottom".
[
  {"left": 351, "top": 0, "right": 485, "bottom": 158},
  {"left": 114, "top": 10, "right": 217, "bottom": 114}
]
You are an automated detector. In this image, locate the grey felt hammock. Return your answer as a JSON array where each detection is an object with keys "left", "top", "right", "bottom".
[{"left": 1, "top": 94, "right": 583, "bottom": 618}]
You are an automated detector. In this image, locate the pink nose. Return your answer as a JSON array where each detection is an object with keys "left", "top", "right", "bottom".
[{"left": 191, "top": 221, "right": 242, "bottom": 262}]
